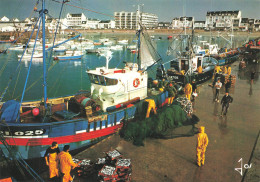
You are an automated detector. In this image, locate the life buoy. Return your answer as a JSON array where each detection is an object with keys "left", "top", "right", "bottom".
[{"left": 133, "top": 78, "right": 140, "bottom": 87}]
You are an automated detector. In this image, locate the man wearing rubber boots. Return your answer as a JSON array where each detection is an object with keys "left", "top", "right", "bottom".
[
  {"left": 196, "top": 126, "right": 209, "bottom": 167},
  {"left": 44, "top": 141, "right": 60, "bottom": 181}
]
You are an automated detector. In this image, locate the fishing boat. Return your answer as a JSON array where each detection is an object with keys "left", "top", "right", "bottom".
[
  {"left": 0, "top": 1, "right": 174, "bottom": 160},
  {"left": 209, "top": 48, "right": 240, "bottom": 66},
  {"left": 158, "top": 35, "right": 218, "bottom": 85}
]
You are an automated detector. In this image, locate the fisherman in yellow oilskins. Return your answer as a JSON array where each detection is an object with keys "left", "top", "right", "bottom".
[
  {"left": 197, "top": 65, "right": 203, "bottom": 74},
  {"left": 145, "top": 99, "right": 157, "bottom": 118},
  {"left": 227, "top": 66, "right": 231, "bottom": 75},
  {"left": 184, "top": 83, "right": 192, "bottom": 100},
  {"left": 196, "top": 126, "right": 209, "bottom": 167}
]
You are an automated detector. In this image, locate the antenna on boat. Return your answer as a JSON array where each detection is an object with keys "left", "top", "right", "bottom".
[
  {"left": 100, "top": 50, "right": 112, "bottom": 70},
  {"left": 137, "top": 4, "right": 144, "bottom": 71}
]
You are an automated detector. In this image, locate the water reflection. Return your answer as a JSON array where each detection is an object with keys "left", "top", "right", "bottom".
[{"left": 218, "top": 115, "right": 229, "bottom": 135}]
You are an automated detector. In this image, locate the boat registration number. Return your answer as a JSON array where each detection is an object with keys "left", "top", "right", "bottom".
[
  {"left": 170, "top": 76, "right": 179, "bottom": 79},
  {"left": 0, "top": 129, "right": 46, "bottom": 136}
]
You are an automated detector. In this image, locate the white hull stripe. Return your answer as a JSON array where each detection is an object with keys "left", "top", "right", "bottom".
[
  {"left": 76, "top": 130, "right": 86, "bottom": 134},
  {"left": 4, "top": 135, "right": 49, "bottom": 139}
]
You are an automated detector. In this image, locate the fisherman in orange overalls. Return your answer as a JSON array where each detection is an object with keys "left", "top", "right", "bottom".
[
  {"left": 44, "top": 141, "right": 60, "bottom": 181},
  {"left": 57, "top": 145, "right": 79, "bottom": 182},
  {"left": 145, "top": 99, "right": 157, "bottom": 118},
  {"left": 184, "top": 83, "right": 192, "bottom": 100},
  {"left": 196, "top": 126, "right": 209, "bottom": 167}
]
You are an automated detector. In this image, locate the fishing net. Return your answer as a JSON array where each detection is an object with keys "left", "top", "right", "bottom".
[{"left": 120, "top": 103, "right": 199, "bottom": 146}]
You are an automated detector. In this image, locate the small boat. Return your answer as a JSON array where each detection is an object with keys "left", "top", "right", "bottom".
[
  {"left": 110, "top": 45, "right": 123, "bottom": 51},
  {"left": 93, "top": 42, "right": 102, "bottom": 46},
  {"left": 54, "top": 50, "right": 84, "bottom": 61},
  {"left": 53, "top": 46, "right": 67, "bottom": 53},
  {"left": 103, "top": 41, "right": 114, "bottom": 46},
  {"left": 18, "top": 51, "right": 43, "bottom": 62},
  {"left": 118, "top": 40, "right": 128, "bottom": 44},
  {"left": 127, "top": 45, "right": 137, "bottom": 50},
  {"left": 167, "top": 36, "right": 173, "bottom": 39}
]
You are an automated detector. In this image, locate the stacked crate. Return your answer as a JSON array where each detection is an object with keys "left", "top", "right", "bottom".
[
  {"left": 72, "top": 158, "right": 95, "bottom": 177},
  {"left": 98, "top": 150, "right": 132, "bottom": 182}
]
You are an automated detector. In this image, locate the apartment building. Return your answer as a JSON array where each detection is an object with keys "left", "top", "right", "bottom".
[
  {"left": 114, "top": 11, "right": 158, "bottom": 29},
  {"left": 205, "top": 10, "right": 241, "bottom": 30}
]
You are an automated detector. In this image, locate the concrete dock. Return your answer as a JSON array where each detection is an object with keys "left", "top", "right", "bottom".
[{"left": 37, "top": 61, "right": 260, "bottom": 182}]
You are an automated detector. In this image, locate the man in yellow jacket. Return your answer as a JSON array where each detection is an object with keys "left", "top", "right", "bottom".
[
  {"left": 196, "top": 126, "right": 209, "bottom": 167},
  {"left": 184, "top": 83, "right": 192, "bottom": 100},
  {"left": 227, "top": 66, "right": 231, "bottom": 75},
  {"left": 145, "top": 99, "right": 157, "bottom": 118},
  {"left": 57, "top": 145, "right": 79, "bottom": 182},
  {"left": 44, "top": 141, "right": 60, "bottom": 181}
]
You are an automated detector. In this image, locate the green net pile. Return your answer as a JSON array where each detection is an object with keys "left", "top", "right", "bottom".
[{"left": 121, "top": 103, "right": 199, "bottom": 146}]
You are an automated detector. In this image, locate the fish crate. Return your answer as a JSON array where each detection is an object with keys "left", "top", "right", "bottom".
[
  {"left": 95, "top": 157, "right": 107, "bottom": 170},
  {"left": 74, "top": 159, "right": 95, "bottom": 177},
  {"left": 116, "top": 159, "right": 132, "bottom": 171},
  {"left": 98, "top": 165, "right": 118, "bottom": 181},
  {"left": 106, "top": 149, "right": 122, "bottom": 161}
]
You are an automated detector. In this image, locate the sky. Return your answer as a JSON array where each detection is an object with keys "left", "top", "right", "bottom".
[{"left": 0, "top": 0, "right": 259, "bottom": 21}]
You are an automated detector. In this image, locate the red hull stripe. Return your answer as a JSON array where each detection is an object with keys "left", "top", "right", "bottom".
[{"left": 2, "top": 123, "right": 123, "bottom": 146}]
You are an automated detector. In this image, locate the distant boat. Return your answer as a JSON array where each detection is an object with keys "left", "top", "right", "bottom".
[
  {"left": 127, "top": 45, "right": 137, "bottom": 50},
  {"left": 54, "top": 50, "right": 84, "bottom": 61},
  {"left": 53, "top": 46, "right": 67, "bottom": 53},
  {"left": 18, "top": 51, "right": 43, "bottom": 62},
  {"left": 110, "top": 45, "right": 123, "bottom": 51},
  {"left": 118, "top": 40, "right": 128, "bottom": 44}
]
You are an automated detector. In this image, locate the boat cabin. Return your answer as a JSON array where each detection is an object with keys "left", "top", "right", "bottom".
[{"left": 87, "top": 63, "right": 148, "bottom": 111}]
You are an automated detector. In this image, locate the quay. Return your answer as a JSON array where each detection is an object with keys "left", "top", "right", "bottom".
[{"left": 35, "top": 61, "right": 259, "bottom": 182}]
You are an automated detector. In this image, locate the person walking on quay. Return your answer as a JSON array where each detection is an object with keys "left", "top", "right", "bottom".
[
  {"left": 251, "top": 70, "right": 256, "bottom": 84},
  {"left": 221, "top": 92, "right": 233, "bottom": 116},
  {"left": 184, "top": 82, "right": 192, "bottom": 100},
  {"left": 57, "top": 145, "right": 79, "bottom": 182},
  {"left": 214, "top": 79, "right": 222, "bottom": 102},
  {"left": 191, "top": 80, "right": 197, "bottom": 101},
  {"left": 44, "top": 141, "right": 60, "bottom": 181},
  {"left": 225, "top": 79, "right": 231, "bottom": 93},
  {"left": 196, "top": 126, "right": 209, "bottom": 167}
]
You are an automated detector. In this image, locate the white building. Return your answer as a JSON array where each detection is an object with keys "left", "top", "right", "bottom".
[
  {"left": 98, "top": 20, "right": 115, "bottom": 29},
  {"left": 114, "top": 11, "right": 158, "bottom": 29},
  {"left": 239, "top": 18, "right": 248, "bottom": 31},
  {"left": 85, "top": 19, "right": 100, "bottom": 29},
  {"left": 254, "top": 19, "right": 260, "bottom": 31},
  {"left": 66, "top": 13, "right": 87, "bottom": 29},
  {"left": 205, "top": 10, "right": 241, "bottom": 30},
  {"left": 171, "top": 17, "right": 194, "bottom": 29},
  {"left": 194, "top": 21, "right": 206, "bottom": 29}
]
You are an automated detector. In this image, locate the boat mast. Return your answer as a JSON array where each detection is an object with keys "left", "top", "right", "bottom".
[
  {"left": 137, "top": 4, "right": 143, "bottom": 71},
  {"left": 42, "top": 0, "right": 47, "bottom": 109}
]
